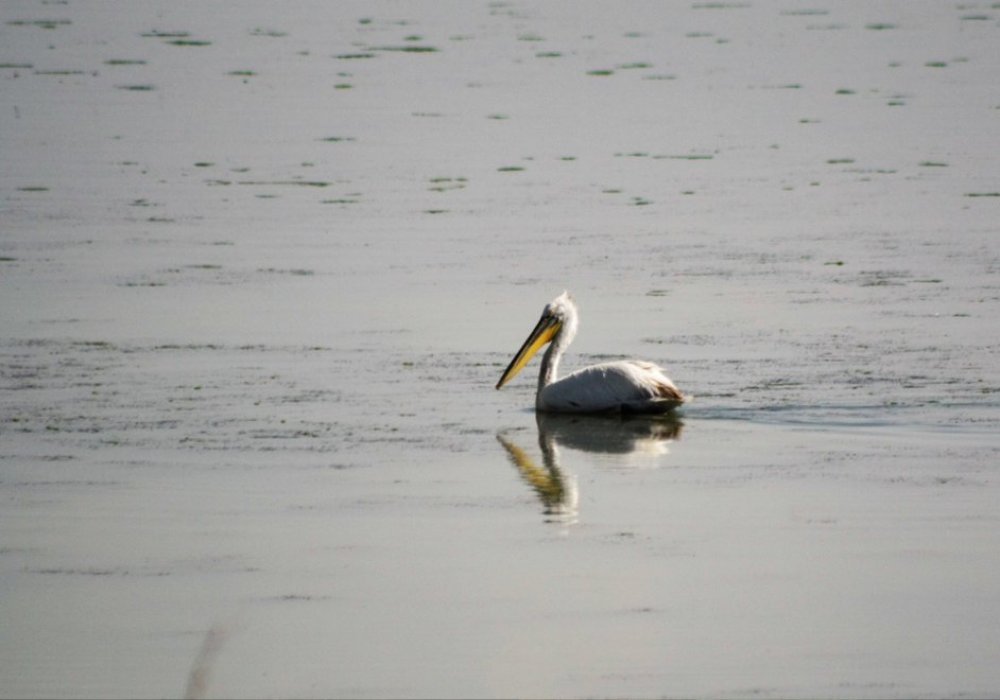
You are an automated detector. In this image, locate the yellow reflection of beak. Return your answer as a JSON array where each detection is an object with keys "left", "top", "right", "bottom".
[
  {"left": 496, "top": 434, "right": 565, "bottom": 508},
  {"left": 495, "top": 315, "right": 561, "bottom": 389}
]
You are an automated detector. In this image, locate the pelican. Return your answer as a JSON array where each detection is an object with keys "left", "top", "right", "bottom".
[{"left": 495, "top": 291, "right": 688, "bottom": 414}]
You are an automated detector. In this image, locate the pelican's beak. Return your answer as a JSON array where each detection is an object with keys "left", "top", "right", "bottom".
[{"left": 496, "top": 313, "right": 562, "bottom": 389}]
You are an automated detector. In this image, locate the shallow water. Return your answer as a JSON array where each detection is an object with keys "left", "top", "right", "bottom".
[{"left": 2, "top": 2, "right": 1000, "bottom": 698}]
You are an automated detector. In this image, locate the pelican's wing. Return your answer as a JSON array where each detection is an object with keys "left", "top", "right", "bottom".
[{"left": 539, "top": 361, "right": 687, "bottom": 414}]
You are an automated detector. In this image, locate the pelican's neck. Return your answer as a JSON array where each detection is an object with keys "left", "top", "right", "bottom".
[
  {"left": 534, "top": 294, "right": 579, "bottom": 408},
  {"left": 536, "top": 313, "right": 576, "bottom": 407},
  {"left": 538, "top": 342, "right": 562, "bottom": 393}
]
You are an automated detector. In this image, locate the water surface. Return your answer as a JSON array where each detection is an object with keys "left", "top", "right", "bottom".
[{"left": 2, "top": 2, "right": 999, "bottom": 697}]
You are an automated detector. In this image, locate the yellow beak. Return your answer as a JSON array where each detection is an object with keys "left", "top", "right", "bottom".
[{"left": 495, "top": 314, "right": 562, "bottom": 389}]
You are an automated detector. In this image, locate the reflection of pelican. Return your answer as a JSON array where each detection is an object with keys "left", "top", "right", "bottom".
[
  {"left": 497, "top": 429, "right": 578, "bottom": 524},
  {"left": 495, "top": 291, "right": 688, "bottom": 413},
  {"left": 537, "top": 412, "right": 683, "bottom": 457},
  {"left": 497, "top": 413, "right": 683, "bottom": 522}
]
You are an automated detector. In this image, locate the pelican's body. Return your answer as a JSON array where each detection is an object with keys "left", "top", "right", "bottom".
[{"left": 495, "top": 291, "right": 688, "bottom": 414}]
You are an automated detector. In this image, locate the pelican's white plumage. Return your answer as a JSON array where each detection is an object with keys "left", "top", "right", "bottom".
[{"left": 495, "top": 291, "right": 688, "bottom": 414}]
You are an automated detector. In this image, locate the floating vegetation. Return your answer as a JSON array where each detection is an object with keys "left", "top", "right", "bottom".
[
  {"left": 827, "top": 158, "right": 855, "bottom": 164},
  {"left": 428, "top": 177, "right": 467, "bottom": 192},
  {"left": 335, "top": 52, "right": 376, "bottom": 59},
  {"left": 859, "top": 270, "right": 908, "bottom": 287},
  {"left": 194, "top": 162, "right": 214, "bottom": 168},
  {"left": 535, "top": 51, "right": 562, "bottom": 58},
  {"left": 7, "top": 18, "right": 71, "bottom": 29},
  {"left": 334, "top": 83, "right": 353, "bottom": 89},
  {"left": 965, "top": 192, "right": 1000, "bottom": 198},
  {"left": 497, "top": 166, "right": 524, "bottom": 172},
  {"left": 631, "top": 197, "right": 652, "bottom": 206},
  {"left": 321, "top": 198, "right": 360, "bottom": 205},
  {"left": 0, "top": 62, "right": 33, "bottom": 69},
  {"left": 169, "top": 39, "right": 212, "bottom": 46},
  {"left": 0, "top": 256, "right": 18, "bottom": 262},
  {"left": 318, "top": 136, "right": 356, "bottom": 142},
  {"left": 423, "top": 209, "right": 449, "bottom": 214},
  {"left": 865, "top": 23, "right": 897, "bottom": 30},
  {"left": 263, "top": 594, "right": 332, "bottom": 603},
  {"left": 17, "top": 186, "right": 49, "bottom": 192},
  {"left": 924, "top": 61, "right": 947, "bottom": 68},
  {"left": 919, "top": 161, "right": 948, "bottom": 167},
  {"left": 258, "top": 268, "right": 314, "bottom": 276},
  {"left": 587, "top": 69, "right": 614, "bottom": 76},
  {"left": 117, "top": 84, "right": 155, "bottom": 91},
  {"left": 228, "top": 70, "right": 256, "bottom": 77},
  {"left": 487, "top": 113, "right": 509, "bottom": 120},
  {"left": 237, "top": 180, "right": 331, "bottom": 187},
  {"left": 31, "top": 567, "right": 126, "bottom": 576},
  {"left": 617, "top": 62, "right": 652, "bottom": 70},
  {"left": 518, "top": 33, "right": 545, "bottom": 41},
  {"left": 372, "top": 45, "right": 439, "bottom": 53},
  {"left": 249, "top": 28, "right": 287, "bottom": 37},
  {"left": 693, "top": 2, "right": 751, "bottom": 8},
  {"left": 141, "top": 30, "right": 190, "bottom": 38},
  {"left": 643, "top": 74, "right": 677, "bottom": 81},
  {"left": 35, "top": 69, "right": 87, "bottom": 75},
  {"left": 835, "top": 88, "right": 856, "bottom": 95},
  {"left": 104, "top": 59, "right": 147, "bottom": 66}
]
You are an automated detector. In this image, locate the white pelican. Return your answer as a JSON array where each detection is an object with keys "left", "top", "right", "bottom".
[{"left": 495, "top": 291, "right": 688, "bottom": 414}]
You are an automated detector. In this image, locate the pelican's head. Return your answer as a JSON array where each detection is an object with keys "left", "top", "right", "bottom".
[{"left": 495, "top": 291, "right": 578, "bottom": 390}]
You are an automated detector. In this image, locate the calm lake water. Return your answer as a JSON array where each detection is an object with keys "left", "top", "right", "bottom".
[{"left": 2, "top": 2, "right": 999, "bottom": 697}]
